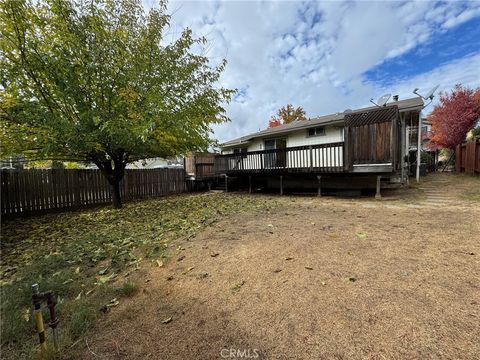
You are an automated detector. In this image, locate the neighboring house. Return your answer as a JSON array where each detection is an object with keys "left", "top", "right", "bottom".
[
  {"left": 126, "top": 157, "right": 183, "bottom": 169},
  {"left": 211, "top": 96, "right": 425, "bottom": 192}
]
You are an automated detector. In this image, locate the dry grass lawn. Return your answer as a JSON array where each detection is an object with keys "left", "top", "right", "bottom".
[{"left": 79, "top": 174, "right": 480, "bottom": 359}]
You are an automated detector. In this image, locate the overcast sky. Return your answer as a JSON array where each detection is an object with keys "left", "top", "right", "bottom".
[{"left": 145, "top": 0, "right": 480, "bottom": 142}]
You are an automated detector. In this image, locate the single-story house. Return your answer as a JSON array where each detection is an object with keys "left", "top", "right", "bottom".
[{"left": 209, "top": 96, "right": 425, "bottom": 194}]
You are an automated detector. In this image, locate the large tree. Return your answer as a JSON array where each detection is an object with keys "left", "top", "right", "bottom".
[
  {"left": 0, "top": 0, "right": 234, "bottom": 208},
  {"left": 268, "top": 104, "right": 306, "bottom": 128},
  {"left": 428, "top": 84, "right": 480, "bottom": 150}
]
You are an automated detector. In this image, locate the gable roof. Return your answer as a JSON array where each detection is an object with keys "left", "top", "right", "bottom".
[{"left": 221, "top": 97, "right": 424, "bottom": 148}]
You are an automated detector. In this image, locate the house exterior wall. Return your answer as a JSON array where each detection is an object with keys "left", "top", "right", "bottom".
[
  {"left": 220, "top": 125, "right": 344, "bottom": 171},
  {"left": 286, "top": 126, "right": 343, "bottom": 147},
  {"left": 221, "top": 125, "right": 344, "bottom": 154}
]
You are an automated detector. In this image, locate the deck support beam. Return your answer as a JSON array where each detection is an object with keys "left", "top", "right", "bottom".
[
  {"left": 375, "top": 175, "right": 382, "bottom": 200},
  {"left": 317, "top": 175, "right": 322, "bottom": 197},
  {"left": 248, "top": 176, "right": 252, "bottom": 194},
  {"left": 279, "top": 176, "right": 283, "bottom": 196}
]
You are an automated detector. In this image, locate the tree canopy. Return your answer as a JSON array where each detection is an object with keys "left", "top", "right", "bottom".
[
  {"left": 428, "top": 85, "right": 480, "bottom": 150},
  {"left": 0, "top": 0, "right": 234, "bottom": 207},
  {"left": 268, "top": 104, "right": 306, "bottom": 128}
]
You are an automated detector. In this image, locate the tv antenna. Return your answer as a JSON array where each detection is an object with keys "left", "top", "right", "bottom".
[{"left": 370, "top": 93, "right": 391, "bottom": 107}]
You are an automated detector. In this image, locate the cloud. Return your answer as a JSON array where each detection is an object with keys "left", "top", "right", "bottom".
[{"left": 150, "top": 0, "right": 480, "bottom": 142}]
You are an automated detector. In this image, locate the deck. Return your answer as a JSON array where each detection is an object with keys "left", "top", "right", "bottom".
[
  {"left": 214, "top": 142, "right": 345, "bottom": 174},
  {"left": 190, "top": 105, "right": 403, "bottom": 178}
]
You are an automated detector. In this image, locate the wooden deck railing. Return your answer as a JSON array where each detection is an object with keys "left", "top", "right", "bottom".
[{"left": 215, "top": 142, "right": 345, "bottom": 174}]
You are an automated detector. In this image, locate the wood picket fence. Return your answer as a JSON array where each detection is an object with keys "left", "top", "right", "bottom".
[
  {"left": 456, "top": 139, "right": 480, "bottom": 175},
  {"left": 1, "top": 168, "right": 186, "bottom": 217}
]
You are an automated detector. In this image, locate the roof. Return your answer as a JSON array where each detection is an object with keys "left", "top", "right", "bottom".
[{"left": 221, "top": 97, "right": 424, "bottom": 148}]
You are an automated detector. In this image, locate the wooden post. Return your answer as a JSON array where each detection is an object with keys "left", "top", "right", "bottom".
[
  {"left": 375, "top": 176, "right": 382, "bottom": 200},
  {"left": 455, "top": 144, "right": 462, "bottom": 173},
  {"left": 309, "top": 146, "right": 313, "bottom": 171},
  {"left": 416, "top": 111, "right": 422, "bottom": 183},
  {"left": 279, "top": 175, "right": 283, "bottom": 196},
  {"left": 343, "top": 126, "right": 350, "bottom": 171},
  {"left": 73, "top": 170, "right": 81, "bottom": 207},
  {"left": 400, "top": 113, "right": 406, "bottom": 183},
  {"left": 317, "top": 175, "right": 322, "bottom": 197},
  {"left": 248, "top": 176, "right": 252, "bottom": 194},
  {"left": 224, "top": 175, "right": 228, "bottom": 193}
]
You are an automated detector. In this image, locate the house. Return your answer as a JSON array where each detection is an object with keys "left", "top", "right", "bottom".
[
  {"left": 126, "top": 157, "right": 183, "bottom": 169},
  {"left": 211, "top": 96, "right": 425, "bottom": 195}
]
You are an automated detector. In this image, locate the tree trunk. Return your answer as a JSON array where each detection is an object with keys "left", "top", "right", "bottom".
[
  {"left": 91, "top": 153, "right": 127, "bottom": 209},
  {"left": 109, "top": 179, "right": 122, "bottom": 209}
]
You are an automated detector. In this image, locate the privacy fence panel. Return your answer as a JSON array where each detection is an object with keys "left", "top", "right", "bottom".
[
  {"left": 456, "top": 140, "right": 480, "bottom": 175},
  {"left": 1, "top": 168, "right": 186, "bottom": 217}
]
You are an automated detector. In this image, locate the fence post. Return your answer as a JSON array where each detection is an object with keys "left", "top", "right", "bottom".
[
  {"left": 74, "top": 170, "right": 81, "bottom": 207},
  {"left": 455, "top": 144, "right": 462, "bottom": 173},
  {"left": 468, "top": 140, "right": 477, "bottom": 175},
  {"left": 123, "top": 170, "right": 129, "bottom": 201}
]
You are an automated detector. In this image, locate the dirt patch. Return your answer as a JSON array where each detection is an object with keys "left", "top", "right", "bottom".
[{"left": 80, "top": 176, "right": 480, "bottom": 359}]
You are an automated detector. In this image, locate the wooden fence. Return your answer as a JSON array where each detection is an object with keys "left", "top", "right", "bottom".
[
  {"left": 456, "top": 140, "right": 480, "bottom": 175},
  {"left": 1, "top": 168, "right": 186, "bottom": 217}
]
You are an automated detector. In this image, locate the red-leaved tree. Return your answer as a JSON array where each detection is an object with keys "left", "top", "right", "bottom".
[
  {"left": 267, "top": 104, "right": 307, "bottom": 128},
  {"left": 268, "top": 118, "right": 282, "bottom": 128},
  {"left": 428, "top": 85, "right": 480, "bottom": 149}
]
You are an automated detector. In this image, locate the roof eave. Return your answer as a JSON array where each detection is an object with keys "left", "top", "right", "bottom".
[{"left": 399, "top": 104, "right": 424, "bottom": 113}]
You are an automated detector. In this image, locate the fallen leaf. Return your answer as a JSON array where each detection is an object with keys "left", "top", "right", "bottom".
[
  {"left": 75, "top": 291, "right": 83, "bottom": 300},
  {"left": 356, "top": 232, "right": 367, "bottom": 239},
  {"left": 273, "top": 269, "right": 282, "bottom": 273},
  {"left": 232, "top": 280, "right": 246, "bottom": 292},
  {"left": 321, "top": 281, "right": 326, "bottom": 286},
  {"left": 285, "top": 257, "right": 294, "bottom": 261},
  {"left": 162, "top": 317, "right": 172, "bottom": 324},
  {"left": 305, "top": 266, "right": 313, "bottom": 270},
  {"left": 183, "top": 266, "right": 195, "bottom": 275},
  {"left": 98, "top": 268, "right": 109, "bottom": 275},
  {"left": 210, "top": 252, "right": 219, "bottom": 257},
  {"left": 106, "top": 298, "right": 119, "bottom": 308},
  {"left": 96, "top": 273, "right": 117, "bottom": 285},
  {"left": 156, "top": 260, "right": 164, "bottom": 267},
  {"left": 177, "top": 255, "right": 185, "bottom": 262},
  {"left": 349, "top": 277, "right": 357, "bottom": 282},
  {"left": 75, "top": 267, "right": 80, "bottom": 274},
  {"left": 22, "top": 308, "right": 30, "bottom": 322}
]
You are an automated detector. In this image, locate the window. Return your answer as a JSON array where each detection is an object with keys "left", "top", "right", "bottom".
[
  {"left": 307, "top": 126, "right": 325, "bottom": 137},
  {"left": 233, "top": 147, "right": 247, "bottom": 154},
  {"left": 233, "top": 147, "right": 248, "bottom": 158}
]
